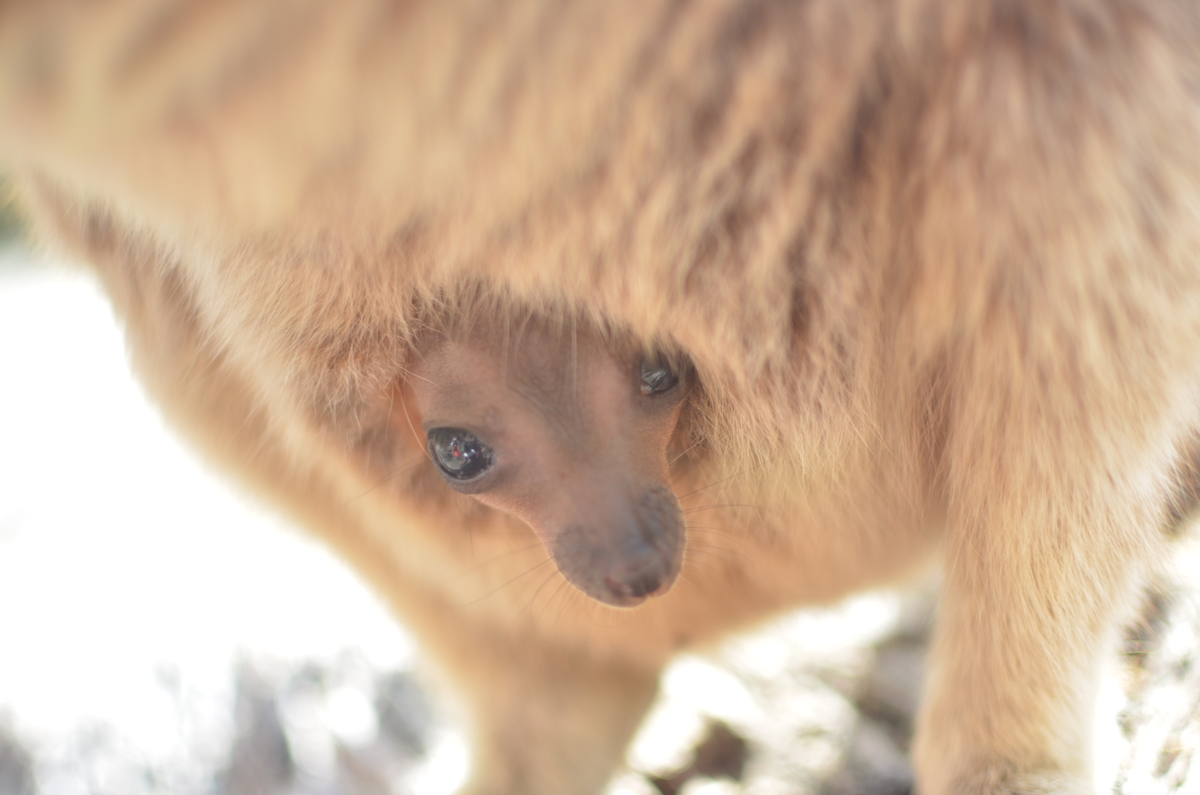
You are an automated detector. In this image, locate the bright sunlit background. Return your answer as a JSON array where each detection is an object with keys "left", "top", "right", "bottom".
[{"left": 0, "top": 246, "right": 474, "bottom": 795}]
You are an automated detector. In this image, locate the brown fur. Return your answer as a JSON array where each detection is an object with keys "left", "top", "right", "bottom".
[{"left": 4, "top": 1, "right": 1200, "bottom": 792}]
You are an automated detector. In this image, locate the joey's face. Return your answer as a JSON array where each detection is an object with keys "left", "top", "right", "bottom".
[{"left": 409, "top": 326, "right": 689, "bottom": 607}]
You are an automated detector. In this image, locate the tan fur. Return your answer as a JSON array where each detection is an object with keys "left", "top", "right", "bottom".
[{"left": 4, "top": 1, "right": 1200, "bottom": 792}]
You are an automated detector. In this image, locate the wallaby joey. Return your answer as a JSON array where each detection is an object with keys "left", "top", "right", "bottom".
[{"left": 410, "top": 324, "right": 690, "bottom": 608}]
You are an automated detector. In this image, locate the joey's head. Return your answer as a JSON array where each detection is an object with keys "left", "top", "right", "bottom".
[{"left": 408, "top": 323, "right": 689, "bottom": 607}]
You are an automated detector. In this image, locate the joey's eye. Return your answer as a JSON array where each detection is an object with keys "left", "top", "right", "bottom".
[
  {"left": 427, "top": 428, "right": 495, "bottom": 481},
  {"left": 639, "top": 358, "right": 679, "bottom": 396}
]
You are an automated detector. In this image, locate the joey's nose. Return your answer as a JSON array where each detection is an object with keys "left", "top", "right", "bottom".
[
  {"left": 590, "top": 527, "right": 679, "bottom": 607},
  {"left": 603, "top": 551, "right": 671, "bottom": 603},
  {"left": 548, "top": 486, "right": 685, "bottom": 608}
]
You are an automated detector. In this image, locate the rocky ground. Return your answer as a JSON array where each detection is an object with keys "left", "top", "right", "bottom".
[
  {"left": 0, "top": 536, "right": 1196, "bottom": 795},
  {"left": 1112, "top": 537, "right": 1200, "bottom": 795},
  {"left": 620, "top": 536, "right": 1200, "bottom": 795}
]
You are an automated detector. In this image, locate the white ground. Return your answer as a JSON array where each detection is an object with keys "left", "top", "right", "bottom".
[{"left": 0, "top": 252, "right": 460, "bottom": 794}]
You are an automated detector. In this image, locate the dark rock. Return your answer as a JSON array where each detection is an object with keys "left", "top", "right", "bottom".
[
  {"left": 218, "top": 663, "right": 294, "bottom": 795},
  {"left": 0, "top": 721, "right": 35, "bottom": 795},
  {"left": 648, "top": 720, "right": 749, "bottom": 795}
]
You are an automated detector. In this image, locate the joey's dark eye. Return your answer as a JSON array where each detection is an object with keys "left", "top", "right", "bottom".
[
  {"left": 639, "top": 358, "right": 679, "bottom": 396},
  {"left": 427, "top": 428, "right": 495, "bottom": 481}
]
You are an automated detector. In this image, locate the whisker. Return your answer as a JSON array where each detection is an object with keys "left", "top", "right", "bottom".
[
  {"left": 550, "top": 579, "right": 589, "bottom": 629},
  {"left": 344, "top": 456, "right": 427, "bottom": 503},
  {"left": 458, "top": 539, "right": 546, "bottom": 574},
  {"left": 685, "top": 538, "right": 750, "bottom": 559},
  {"left": 669, "top": 439, "right": 702, "bottom": 466},
  {"left": 451, "top": 493, "right": 477, "bottom": 519},
  {"left": 686, "top": 525, "right": 750, "bottom": 552},
  {"left": 682, "top": 503, "right": 763, "bottom": 515},
  {"left": 582, "top": 596, "right": 622, "bottom": 629},
  {"left": 535, "top": 577, "right": 574, "bottom": 631},
  {"left": 684, "top": 533, "right": 755, "bottom": 564},
  {"left": 687, "top": 545, "right": 758, "bottom": 577},
  {"left": 676, "top": 571, "right": 701, "bottom": 593},
  {"left": 684, "top": 542, "right": 748, "bottom": 562},
  {"left": 527, "top": 568, "right": 565, "bottom": 626},
  {"left": 455, "top": 558, "right": 555, "bottom": 608},
  {"left": 673, "top": 469, "right": 748, "bottom": 502}
]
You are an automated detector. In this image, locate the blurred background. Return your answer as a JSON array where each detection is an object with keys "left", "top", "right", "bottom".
[{"left": 0, "top": 183, "right": 1197, "bottom": 795}]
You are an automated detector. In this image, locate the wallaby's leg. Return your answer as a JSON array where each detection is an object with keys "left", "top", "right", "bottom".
[
  {"left": 427, "top": 623, "right": 661, "bottom": 795},
  {"left": 914, "top": 506, "right": 1151, "bottom": 795},
  {"left": 901, "top": 7, "right": 1200, "bottom": 786},
  {"left": 911, "top": 350, "right": 1173, "bottom": 795}
]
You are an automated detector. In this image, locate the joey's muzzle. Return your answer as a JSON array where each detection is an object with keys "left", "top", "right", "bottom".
[{"left": 547, "top": 486, "right": 684, "bottom": 607}]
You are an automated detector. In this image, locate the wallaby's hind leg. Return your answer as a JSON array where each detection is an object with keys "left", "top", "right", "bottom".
[
  {"left": 911, "top": 336, "right": 1175, "bottom": 795},
  {"left": 431, "top": 625, "right": 661, "bottom": 795},
  {"left": 914, "top": 448, "right": 1163, "bottom": 795}
]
